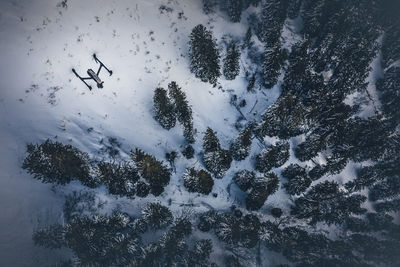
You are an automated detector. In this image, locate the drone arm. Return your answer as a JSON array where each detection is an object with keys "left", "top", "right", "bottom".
[
  {"left": 93, "top": 54, "right": 113, "bottom": 76},
  {"left": 96, "top": 64, "right": 103, "bottom": 76},
  {"left": 72, "top": 69, "right": 93, "bottom": 90}
]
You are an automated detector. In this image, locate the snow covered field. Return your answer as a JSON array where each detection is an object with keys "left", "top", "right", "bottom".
[{"left": 0, "top": 0, "right": 284, "bottom": 265}]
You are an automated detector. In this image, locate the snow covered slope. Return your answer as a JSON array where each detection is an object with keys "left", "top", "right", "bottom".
[{"left": 0, "top": 0, "right": 284, "bottom": 265}]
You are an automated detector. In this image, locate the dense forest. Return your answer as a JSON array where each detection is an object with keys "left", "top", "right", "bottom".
[{"left": 20, "top": 0, "right": 400, "bottom": 266}]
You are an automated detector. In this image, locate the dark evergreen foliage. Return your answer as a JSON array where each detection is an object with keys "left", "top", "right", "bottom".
[
  {"left": 246, "top": 173, "right": 279, "bottom": 210},
  {"left": 271, "top": 207, "right": 283, "bottom": 218},
  {"left": 246, "top": 73, "right": 256, "bottom": 92},
  {"left": 168, "top": 81, "right": 195, "bottom": 143},
  {"left": 226, "top": 0, "right": 243, "bottom": 23},
  {"left": 203, "top": 0, "right": 217, "bottom": 14},
  {"left": 97, "top": 161, "right": 140, "bottom": 198},
  {"left": 255, "top": 141, "right": 289, "bottom": 172},
  {"left": 223, "top": 41, "right": 241, "bottom": 80},
  {"left": 376, "top": 66, "right": 400, "bottom": 124},
  {"left": 182, "top": 144, "right": 195, "bottom": 159},
  {"left": 131, "top": 148, "right": 171, "bottom": 196},
  {"left": 215, "top": 213, "right": 260, "bottom": 248},
  {"left": 287, "top": 0, "right": 301, "bottom": 19},
  {"left": 203, "top": 128, "right": 233, "bottom": 178},
  {"left": 282, "top": 164, "right": 311, "bottom": 195},
  {"left": 153, "top": 87, "right": 176, "bottom": 130},
  {"left": 261, "top": 0, "right": 289, "bottom": 45},
  {"left": 22, "top": 139, "right": 96, "bottom": 187},
  {"left": 255, "top": 93, "right": 309, "bottom": 139},
  {"left": 142, "top": 202, "right": 173, "bottom": 229},
  {"left": 262, "top": 44, "right": 285, "bottom": 88},
  {"left": 189, "top": 24, "right": 221, "bottom": 85},
  {"left": 233, "top": 170, "right": 255, "bottom": 191},
  {"left": 183, "top": 167, "right": 214, "bottom": 195},
  {"left": 292, "top": 181, "right": 367, "bottom": 225},
  {"left": 230, "top": 126, "right": 252, "bottom": 160}
]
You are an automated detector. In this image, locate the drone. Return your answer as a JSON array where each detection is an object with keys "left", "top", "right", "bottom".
[{"left": 72, "top": 54, "right": 113, "bottom": 90}]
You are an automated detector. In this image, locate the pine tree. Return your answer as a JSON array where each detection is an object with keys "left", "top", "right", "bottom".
[
  {"left": 300, "top": 0, "right": 327, "bottom": 37},
  {"left": 168, "top": 81, "right": 195, "bottom": 143},
  {"left": 203, "top": 128, "right": 232, "bottom": 178},
  {"left": 183, "top": 167, "right": 214, "bottom": 195},
  {"left": 254, "top": 93, "right": 308, "bottom": 139},
  {"left": 233, "top": 170, "right": 255, "bottom": 191},
  {"left": 226, "top": 0, "right": 243, "bottom": 23},
  {"left": 282, "top": 164, "right": 311, "bottom": 195},
  {"left": 376, "top": 66, "right": 400, "bottom": 124},
  {"left": 182, "top": 144, "right": 195, "bottom": 159},
  {"left": 203, "top": 127, "right": 221, "bottom": 152},
  {"left": 247, "top": 73, "right": 256, "bottom": 92},
  {"left": 131, "top": 149, "right": 171, "bottom": 196},
  {"left": 230, "top": 126, "right": 252, "bottom": 160},
  {"left": 142, "top": 202, "right": 173, "bottom": 229},
  {"left": 189, "top": 24, "right": 221, "bottom": 85},
  {"left": 22, "top": 139, "right": 96, "bottom": 187},
  {"left": 287, "top": 0, "right": 302, "bottom": 19},
  {"left": 255, "top": 141, "right": 289, "bottom": 172},
  {"left": 97, "top": 161, "right": 140, "bottom": 198},
  {"left": 242, "top": 27, "right": 253, "bottom": 49},
  {"left": 203, "top": 0, "right": 217, "bottom": 14},
  {"left": 223, "top": 41, "right": 241, "bottom": 80},
  {"left": 292, "top": 181, "right": 367, "bottom": 225},
  {"left": 198, "top": 210, "right": 219, "bottom": 232},
  {"left": 246, "top": 173, "right": 279, "bottom": 210},
  {"left": 203, "top": 149, "right": 233, "bottom": 178},
  {"left": 261, "top": 0, "right": 289, "bottom": 45},
  {"left": 262, "top": 44, "right": 285, "bottom": 88},
  {"left": 153, "top": 87, "right": 176, "bottom": 130}
]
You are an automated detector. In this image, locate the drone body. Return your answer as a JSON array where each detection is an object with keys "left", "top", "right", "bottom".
[{"left": 72, "top": 54, "right": 113, "bottom": 90}]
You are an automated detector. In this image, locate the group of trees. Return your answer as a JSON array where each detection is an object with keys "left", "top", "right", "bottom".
[
  {"left": 34, "top": 202, "right": 217, "bottom": 266},
  {"left": 153, "top": 81, "right": 195, "bottom": 143},
  {"left": 25, "top": 1, "right": 400, "bottom": 266},
  {"left": 23, "top": 139, "right": 172, "bottom": 198}
]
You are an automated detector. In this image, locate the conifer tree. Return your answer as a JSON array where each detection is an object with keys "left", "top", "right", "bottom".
[
  {"left": 168, "top": 81, "right": 195, "bottom": 143},
  {"left": 203, "top": 127, "right": 221, "bottom": 152},
  {"left": 292, "top": 181, "right": 367, "bottom": 225},
  {"left": 131, "top": 149, "right": 171, "bottom": 196},
  {"left": 262, "top": 44, "right": 285, "bottom": 88},
  {"left": 242, "top": 27, "right": 253, "bottom": 49},
  {"left": 230, "top": 126, "right": 252, "bottom": 160},
  {"left": 203, "top": 0, "right": 217, "bottom": 14},
  {"left": 223, "top": 41, "right": 241, "bottom": 80},
  {"left": 202, "top": 128, "right": 232, "bottom": 178},
  {"left": 142, "top": 202, "right": 173, "bottom": 229},
  {"left": 254, "top": 93, "right": 308, "bottom": 139},
  {"left": 246, "top": 173, "right": 279, "bottom": 210},
  {"left": 287, "top": 0, "right": 302, "bottom": 19},
  {"left": 226, "top": 0, "right": 243, "bottom": 23},
  {"left": 282, "top": 164, "right": 311, "bottom": 195},
  {"left": 189, "top": 24, "right": 221, "bottom": 85},
  {"left": 97, "top": 161, "right": 140, "bottom": 198},
  {"left": 255, "top": 141, "right": 289, "bottom": 172},
  {"left": 153, "top": 87, "right": 176, "bottom": 130},
  {"left": 233, "top": 170, "right": 255, "bottom": 191},
  {"left": 261, "top": 0, "right": 289, "bottom": 45},
  {"left": 183, "top": 167, "right": 214, "bottom": 195},
  {"left": 22, "top": 139, "right": 96, "bottom": 187}
]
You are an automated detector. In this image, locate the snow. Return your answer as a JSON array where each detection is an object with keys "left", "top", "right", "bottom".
[{"left": 0, "top": 0, "right": 288, "bottom": 264}]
